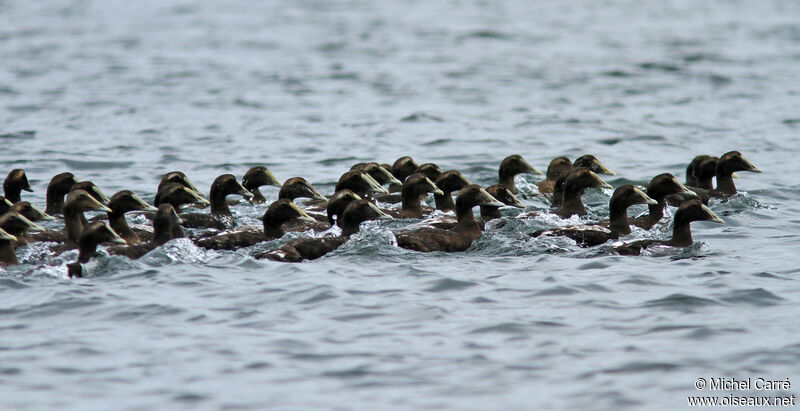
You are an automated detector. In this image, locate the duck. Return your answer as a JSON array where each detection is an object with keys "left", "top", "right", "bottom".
[
  {"left": 479, "top": 184, "right": 524, "bottom": 221},
  {"left": 70, "top": 181, "right": 110, "bottom": 205},
  {"left": 415, "top": 163, "right": 443, "bottom": 182},
  {"left": 45, "top": 172, "right": 79, "bottom": 215},
  {"left": 154, "top": 183, "right": 210, "bottom": 210},
  {"left": 394, "top": 184, "right": 504, "bottom": 252},
  {"left": 433, "top": 170, "right": 472, "bottom": 212},
  {"left": 498, "top": 155, "right": 543, "bottom": 194},
  {"left": 532, "top": 185, "right": 657, "bottom": 247},
  {"left": 3, "top": 169, "right": 32, "bottom": 203},
  {"left": 241, "top": 166, "right": 282, "bottom": 204},
  {"left": 550, "top": 155, "right": 615, "bottom": 206},
  {"left": 158, "top": 171, "right": 204, "bottom": 196},
  {"left": 536, "top": 157, "right": 572, "bottom": 194},
  {"left": 104, "top": 191, "right": 159, "bottom": 245},
  {"left": 334, "top": 170, "right": 389, "bottom": 198},
  {"left": 667, "top": 151, "right": 762, "bottom": 206},
  {"left": 0, "top": 228, "right": 19, "bottom": 266},
  {"left": 553, "top": 168, "right": 613, "bottom": 219},
  {"left": 684, "top": 155, "right": 717, "bottom": 188},
  {"left": 324, "top": 190, "right": 362, "bottom": 227},
  {"left": 194, "top": 199, "right": 315, "bottom": 250},
  {"left": 384, "top": 173, "right": 443, "bottom": 219},
  {"left": 67, "top": 222, "right": 127, "bottom": 278},
  {"left": 388, "top": 156, "right": 419, "bottom": 192},
  {"left": 613, "top": 199, "right": 724, "bottom": 256},
  {"left": 108, "top": 204, "right": 186, "bottom": 259},
  {"left": 255, "top": 199, "right": 392, "bottom": 262},
  {"left": 630, "top": 173, "right": 696, "bottom": 230},
  {"left": 0, "top": 217, "right": 44, "bottom": 266},
  {"left": 3, "top": 202, "right": 54, "bottom": 222},
  {"left": 179, "top": 174, "right": 253, "bottom": 229},
  {"left": 0, "top": 211, "right": 45, "bottom": 242},
  {"left": 351, "top": 162, "right": 403, "bottom": 188},
  {"left": 709, "top": 151, "right": 761, "bottom": 196},
  {"left": 428, "top": 184, "right": 524, "bottom": 230},
  {"left": 24, "top": 190, "right": 112, "bottom": 245}
]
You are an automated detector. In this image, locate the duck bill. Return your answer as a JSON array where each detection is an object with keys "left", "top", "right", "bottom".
[
  {"left": 263, "top": 169, "right": 282, "bottom": 187},
  {"left": 0, "top": 229, "right": 17, "bottom": 242},
  {"left": 132, "top": 194, "right": 159, "bottom": 212},
  {"left": 88, "top": 197, "right": 113, "bottom": 213},
  {"left": 30, "top": 204, "right": 55, "bottom": 220},
  {"left": 22, "top": 181, "right": 33, "bottom": 192},
  {"left": 91, "top": 187, "right": 111, "bottom": 204},
  {"left": 235, "top": 183, "right": 254, "bottom": 199},
  {"left": 593, "top": 159, "right": 615, "bottom": 176},
  {"left": 180, "top": 176, "right": 203, "bottom": 195},
  {"left": 590, "top": 172, "right": 613, "bottom": 189},
  {"left": 633, "top": 187, "right": 658, "bottom": 205},
  {"left": 426, "top": 178, "right": 445, "bottom": 196},
  {"left": 306, "top": 184, "right": 328, "bottom": 201},
  {"left": 291, "top": 203, "right": 317, "bottom": 223},
  {"left": 672, "top": 177, "right": 697, "bottom": 197},
  {"left": 522, "top": 159, "right": 544, "bottom": 175},
  {"left": 20, "top": 215, "right": 45, "bottom": 232},
  {"left": 741, "top": 156, "right": 762, "bottom": 173},
  {"left": 478, "top": 188, "right": 506, "bottom": 207},
  {"left": 507, "top": 193, "right": 524, "bottom": 208},
  {"left": 379, "top": 167, "right": 403, "bottom": 186},
  {"left": 701, "top": 204, "right": 725, "bottom": 224},
  {"left": 361, "top": 174, "right": 389, "bottom": 194},
  {"left": 370, "top": 204, "right": 394, "bottom": 220}
]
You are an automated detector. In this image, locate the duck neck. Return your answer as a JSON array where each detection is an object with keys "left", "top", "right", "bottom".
[
  {"left": 250, "top": 187, "right": 266, "bottom": 204},
  {"left": 646, "top": 199, "right": 665, "bottom": 224},
  {"left": 108, "top": 212, "right": 138, "bottom": 244},
  {"left": 434, "top": 192, "right": 455, "bottom": 211},
  {"left": 209, "top": 188, "right": 232, "bottom": 215},
  {"left": 262, "top": 221, "right": 285, "bottom": 240},
  {"left": 63, "top": 206, "right": 85, "bottom": 243},
  {"left": 154, "top": 219, "right": 184, "bottom": 245},
  {"left": 402, "top": 194, "right": 425, "bottom": 215},
  {"left": 715, "top": 171, "right": 736, "bottom": 195},
  {"left": 559, "top": 188, "right": 586, "bottom": 217},
  {"left": 608, "top": 203, "right": 631, "bottom": 235},
  {"left": 341, "top": 222, "right": 361, "bottom": 237},
  {"left": 498, "top": 173, "right": 516, "bottom": 193},
  {"left": 45, "top": 187, "right": 67, "bottom": 215},
  {"left": 77, "top": 240, "right": 101, "bottom": 264},
  {"left": 696, "top": 177, "right": 714, "bottom": 191},
  {"left": 4, "top": 188, "right": 20, "bottom": 204},
  {"left": 0, "top": 240, "right": 18, "bottom": 265},
  {"left": 479, "top": 206, "right": 502, "bottom": 221},
  {"left": 670, "top": 212, "right": 694, "bottom": 247},
  {"left": 455, "top": 204, "right": 481, "bottom": 239}
]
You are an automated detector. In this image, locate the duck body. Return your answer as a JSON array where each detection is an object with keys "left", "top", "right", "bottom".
[
  {"left": 613, "top": 199, "right": 724, "bottom": 255},
  {"left": 256, "top": 199, "right": 392, "bottom": 262},
  {"left": 180, "top": 174, "right": 252, "bottom": 229},
  {"left": 195, "top": 199, "right": 314, "bottom": 250},
  {"left": 108, "top": 204, "right": 185, "bottom": 259},
  {"left": 385, "top": 173, "right": 442, "bottom": 219},
  {"left": 498, "top": 155, "right": 542, "bottom": 194},
  {"left": 554, "top": 168, "right": 612, "bottom": 219},
  {"left": 631, "top": 173, "right": 696, "bottom": 230},
  {"left": 67, "top": 222, "right": 126, "bottom": 277},
  {"left": 242, "top": 166, "right": 282, "bottom": 204},
  {"left": 45, "top": 172, "right": 79, "bottom": 215},
  {"left": 3, "top": 169, "right": 32, "bottom": 204},
  {"left": 534, "top": 185, "right": 657, "bottom": 246},
  {"left": 395, "top": 185, "right": 504, "bottom": 253}
]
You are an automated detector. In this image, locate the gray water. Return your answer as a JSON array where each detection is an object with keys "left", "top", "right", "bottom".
[{"left": 2, "top": 0, "right": 799, "bottom": 409}]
